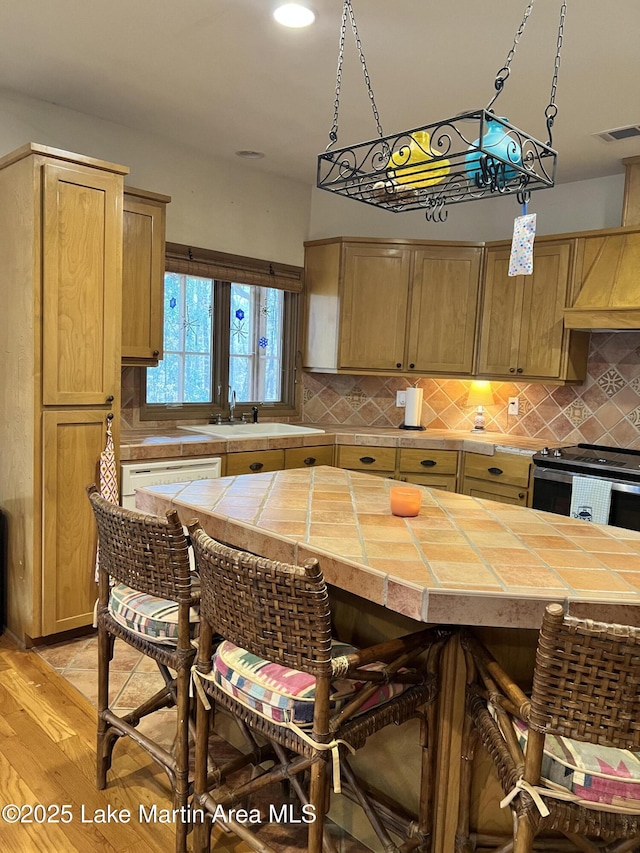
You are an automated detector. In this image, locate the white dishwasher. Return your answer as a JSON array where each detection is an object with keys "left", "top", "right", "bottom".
[{"left": 120, "top": 457, "right": 222, "bottom": 511}]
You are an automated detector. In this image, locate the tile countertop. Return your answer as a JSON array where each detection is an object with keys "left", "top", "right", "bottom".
[
  {"left": 120, "top": 425, "right": 555, "bottom": 461},
  {"left": 136, "top": 466, "right": 640, "bottom": 630}
]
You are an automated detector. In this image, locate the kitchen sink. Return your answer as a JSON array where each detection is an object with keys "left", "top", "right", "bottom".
[{"left": 177, "top": 423, "right": 326, "bottom": 440}]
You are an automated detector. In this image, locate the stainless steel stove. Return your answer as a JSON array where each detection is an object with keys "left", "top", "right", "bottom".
[{"left": 532, "top": 443, "right": 640, "bottom": 530}]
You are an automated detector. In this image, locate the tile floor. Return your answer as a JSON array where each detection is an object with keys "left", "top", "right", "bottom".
[{"left": 35, "top": 631, "right": 371, "bottom": 852}]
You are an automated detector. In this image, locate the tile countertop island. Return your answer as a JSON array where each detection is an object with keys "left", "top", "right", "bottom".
[
  {"left": 136, "top": 465, "right": 640, "bottom": 630},
  {"left": 137, "top": 465, "right": 640, "bottom": 852}
]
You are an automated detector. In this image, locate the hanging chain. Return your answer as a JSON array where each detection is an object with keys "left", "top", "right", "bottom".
[
  {"left": 486, "top": 0, "right": 537, "bottom": 111},
  {"left": 326, "top": 0, "right": 384, "bottom": 151},
  {"left": 545, "top": 1, "right": 567, "bottom": 147}
]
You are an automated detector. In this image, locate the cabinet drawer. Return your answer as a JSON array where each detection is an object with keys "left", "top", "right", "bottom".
[
  {"left": 284, "top": 445, "right": 334, "bottom": 469},
  {"left": 462, "top": 451, "right": 531, "bottom": 488},
  {"left": 225, "top": 449, "right": 284, "bottom": 476},
  {"left": 462, "top": 479, "right": 529, "bottom": 507},
  {"left": 337, "top": 445, "right": 396, "bottom": 472},
  {"left": 400, "top": 473, "right": 457, "bottom": 492},
  {"left": 398, "top": 448, "right": 458, "bottom": 475}
]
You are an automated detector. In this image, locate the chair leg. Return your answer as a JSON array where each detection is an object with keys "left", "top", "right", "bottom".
[
  {"left": 173, "top": 665, "right": 191, "bottom": 853},
  {"left": 193, "top": 677, "right": 212, "bottom": 853},
  {"left": 455, "top": 709, "right": 477, "bottom": 853},
  {"left": 308, "top": 755, "right": 329, "bottom": 853},
  {"left": 96, "top": 627, "right": 115, "bottom": 789},
  {"left": 513, "top": 813, "right": 536, "bottom": 853}
]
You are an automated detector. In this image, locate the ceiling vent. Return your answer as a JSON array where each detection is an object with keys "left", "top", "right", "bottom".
[{"left": 595, "top": 124, "right": 640, "bottom": 142}]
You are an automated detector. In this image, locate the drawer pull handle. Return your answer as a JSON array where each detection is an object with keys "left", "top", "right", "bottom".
[
  {"left": 420, "top": 459, "right": 437, "bottom": 468},
  {"left": 249, "top": 462, "right": 264, "bottom": 471},
  {"left": 359, "top": 456, "right": 375, "bottom": 464},
  {"left": 303, "top": 457, "right": 316, "bottom": 466},
  {"left": 488, "top": 466, "right": 503, "bottom": 476}
]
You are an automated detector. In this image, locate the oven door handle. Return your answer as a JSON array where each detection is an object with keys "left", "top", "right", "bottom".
[{"left": 533, "top": 467, "right": 640, "bottom": 496}]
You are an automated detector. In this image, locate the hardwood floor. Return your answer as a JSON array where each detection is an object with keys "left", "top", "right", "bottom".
[{"left": 0, "top": 635, "right": 239, "bottom": 853}]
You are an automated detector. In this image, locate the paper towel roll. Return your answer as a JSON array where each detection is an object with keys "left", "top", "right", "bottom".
[{"left": 404, "top": 388, "right": 423, "bottom": 427}]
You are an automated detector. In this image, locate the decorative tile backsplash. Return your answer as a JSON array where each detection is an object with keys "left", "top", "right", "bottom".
[{"left": 301, "top": 332, "right": 640, "bottom": 449}]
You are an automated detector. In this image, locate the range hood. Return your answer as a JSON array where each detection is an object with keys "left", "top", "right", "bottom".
[{"left": 564, "top": 156, "right": 640, "bottom": 331}]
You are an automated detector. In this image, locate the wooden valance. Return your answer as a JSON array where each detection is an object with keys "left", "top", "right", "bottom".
[{"left": 165, "top": 242, "right": 303, "bottom": 292}]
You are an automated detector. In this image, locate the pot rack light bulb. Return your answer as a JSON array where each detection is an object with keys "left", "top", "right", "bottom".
[{"left": 274, "top": 3, "right": 315, "bottom": 28}]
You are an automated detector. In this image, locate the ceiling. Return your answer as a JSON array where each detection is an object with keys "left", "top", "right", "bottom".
[{"left": 2, "top": 0, "right": 640, "bottom": 187}]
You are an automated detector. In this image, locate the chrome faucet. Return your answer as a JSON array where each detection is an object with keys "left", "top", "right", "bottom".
[{"left": 229, "top": 388, "right": 237, "bottom": 423}]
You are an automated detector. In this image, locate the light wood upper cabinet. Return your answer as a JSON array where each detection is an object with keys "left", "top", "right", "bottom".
[
  {"left": 121, "top": 186, "right": 170, "bottom": 365},
  {"left": 338, "top": 244, "right": 412, "bottom": 370},
  {"left": 304, "top": 237, "right": 482, "bottom": 376},
  {"left": 477, "top": 240, "right": 589, "bottom": 382},
  {"left": 407, "top": 246, "right": 481, "bottom": 374},
  {"left": 42, "top": 162, "right": 122, "bottom": 406}
]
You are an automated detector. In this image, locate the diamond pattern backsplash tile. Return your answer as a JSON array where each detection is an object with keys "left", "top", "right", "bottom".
[{"left": 302, "top": 332, "right": 640, "bottom": 449}]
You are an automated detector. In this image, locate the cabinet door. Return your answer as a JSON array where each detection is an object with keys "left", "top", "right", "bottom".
[
  {"left": 407, "top": 246, "right": 481, "bottom": 374},
  {"left": 338, "top": 245, "right": 411, "bottom": 370},
  {"left": 41, "top": 410, "right": 117, "bottom": 635},
  {"left": 121, "top": 191, "right": 168, "bottom": 364},
  {"left": 42, "top": 162, "right": 122, "bottom": 406},
  {"left": 284, "top": 445, "right": 334, "bottom": 469},
  {"left": 476, "top": 248, "right": 523, "bottom": 376},
  {"left": 225, "top": 449, "right": 285, "bottom": 476},
  {"left": 517, "top": 242, "right": 571, "bottom": 378}
]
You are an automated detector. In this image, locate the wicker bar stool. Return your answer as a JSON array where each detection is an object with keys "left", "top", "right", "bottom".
[
  {"left": 187, "top": 519, "right": 453, "bottom": 853},
  {"left": 457, "top": 604, "right": 640, "bottom": 853},
  {"left": 87, "top": 484, "right": 200, "bottom": 853}
]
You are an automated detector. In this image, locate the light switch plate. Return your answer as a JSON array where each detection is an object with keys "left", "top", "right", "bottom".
[
  {"left": 508, "top": 397, "right": 519, "bottom": 416},
  {"left": 396, "top": 391, "right": 406, "bottom": 407}
]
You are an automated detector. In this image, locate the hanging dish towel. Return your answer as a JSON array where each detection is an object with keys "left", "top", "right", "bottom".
[
  {"left": 94, "top": 417, "right": 119, "bottom": 583},
  {"left": 569, "top": 476, "right": 612, "bottom": 525}
]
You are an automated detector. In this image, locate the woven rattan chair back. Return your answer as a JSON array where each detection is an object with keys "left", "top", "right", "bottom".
[
  {"left": 530, "top": 603, "right": 640, "bottom": 749},
  {"left": 190, "top": 525, "right": 333, "bottom": 678},
  {"left": 88, "top": 484, "right": 192, "bottom": 603}
]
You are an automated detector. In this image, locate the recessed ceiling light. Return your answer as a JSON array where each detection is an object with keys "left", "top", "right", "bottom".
[
  {"left": 273, "top": 3, "right": 315, "bottom": 28},
  {"left": 236, "top": 150, "right": 265, "bottom": 159}
]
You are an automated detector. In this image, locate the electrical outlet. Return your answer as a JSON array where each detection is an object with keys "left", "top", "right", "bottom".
[
  {"left": 508, "top": 396, "right": 519, "bottom": 416},
  {"left": 396, "top": 391, "right": 406, "bottom": 407}
]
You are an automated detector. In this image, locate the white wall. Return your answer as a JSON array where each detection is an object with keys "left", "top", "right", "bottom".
[
  {"left": 309, "top": 173, "right": 626, "bottom": 242},
  {"left": 0, "top": 90, "right": 312, "bottom": 267},
  {"left": 1, "top": 89, "right": 630, "bottom": 257}
]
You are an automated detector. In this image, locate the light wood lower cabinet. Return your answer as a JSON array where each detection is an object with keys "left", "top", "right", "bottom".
[
  {"left": 397, "top": 448, "right": 458, "bottom": 492},
  {"left": 461, "top": 451, "right": 532, "bottom": 507},
  {"left": 284, "top": 445, "right": 334, "bottom": 469},
  {"left": 42, "top": 410, "right": 116, "bottom": 635}
]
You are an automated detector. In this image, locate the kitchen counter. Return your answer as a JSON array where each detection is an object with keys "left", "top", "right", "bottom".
[
  {"left": 136, "top": 465, "right": 640, "bottom": 629},
  {"left": 120, "top": 424, "right": 553, "bottom": 461}
]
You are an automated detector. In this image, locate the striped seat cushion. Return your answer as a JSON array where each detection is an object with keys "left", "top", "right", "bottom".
[
  {"left": 207, "top": 639, "right": 409, "bottom": 727},
  {"left": 108, "top": 582, "right": 199, "bottom": 644},
  {"left": 514, "top": 719, "right": 640, "bottom": 812}
]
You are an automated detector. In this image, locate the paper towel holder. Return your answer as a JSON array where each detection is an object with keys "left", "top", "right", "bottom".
[{"left": 399, "top": 423, "right": 426, "bottom": 431}]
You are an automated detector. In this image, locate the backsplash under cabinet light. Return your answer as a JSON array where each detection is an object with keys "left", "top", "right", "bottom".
[{"left": 301, "top": 332, "right": 640, "bottom": 449}]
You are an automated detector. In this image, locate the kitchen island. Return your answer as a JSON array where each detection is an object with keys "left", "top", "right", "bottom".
[{"left": 137, "top": 466, "right": 640, "bottom": 852}]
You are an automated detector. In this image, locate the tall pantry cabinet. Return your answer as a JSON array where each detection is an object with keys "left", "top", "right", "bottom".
[{"left": 0, "top": 143, "right": 127, "bottom": 643}]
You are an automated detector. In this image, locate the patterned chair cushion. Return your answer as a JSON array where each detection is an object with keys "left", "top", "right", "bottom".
[
  {"left": 207, "top": 639, "right": 410, "bottom": 727},
  {"left": 514, "top": 719, "right": 640, "bottom": 812},
  {"left": 108, "top": 582, "right": 199, "bottom": 644}
]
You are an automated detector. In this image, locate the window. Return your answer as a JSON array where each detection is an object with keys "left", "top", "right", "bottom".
[{"left": 141, "top": 244, "right": 302, "bottom": 420}]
